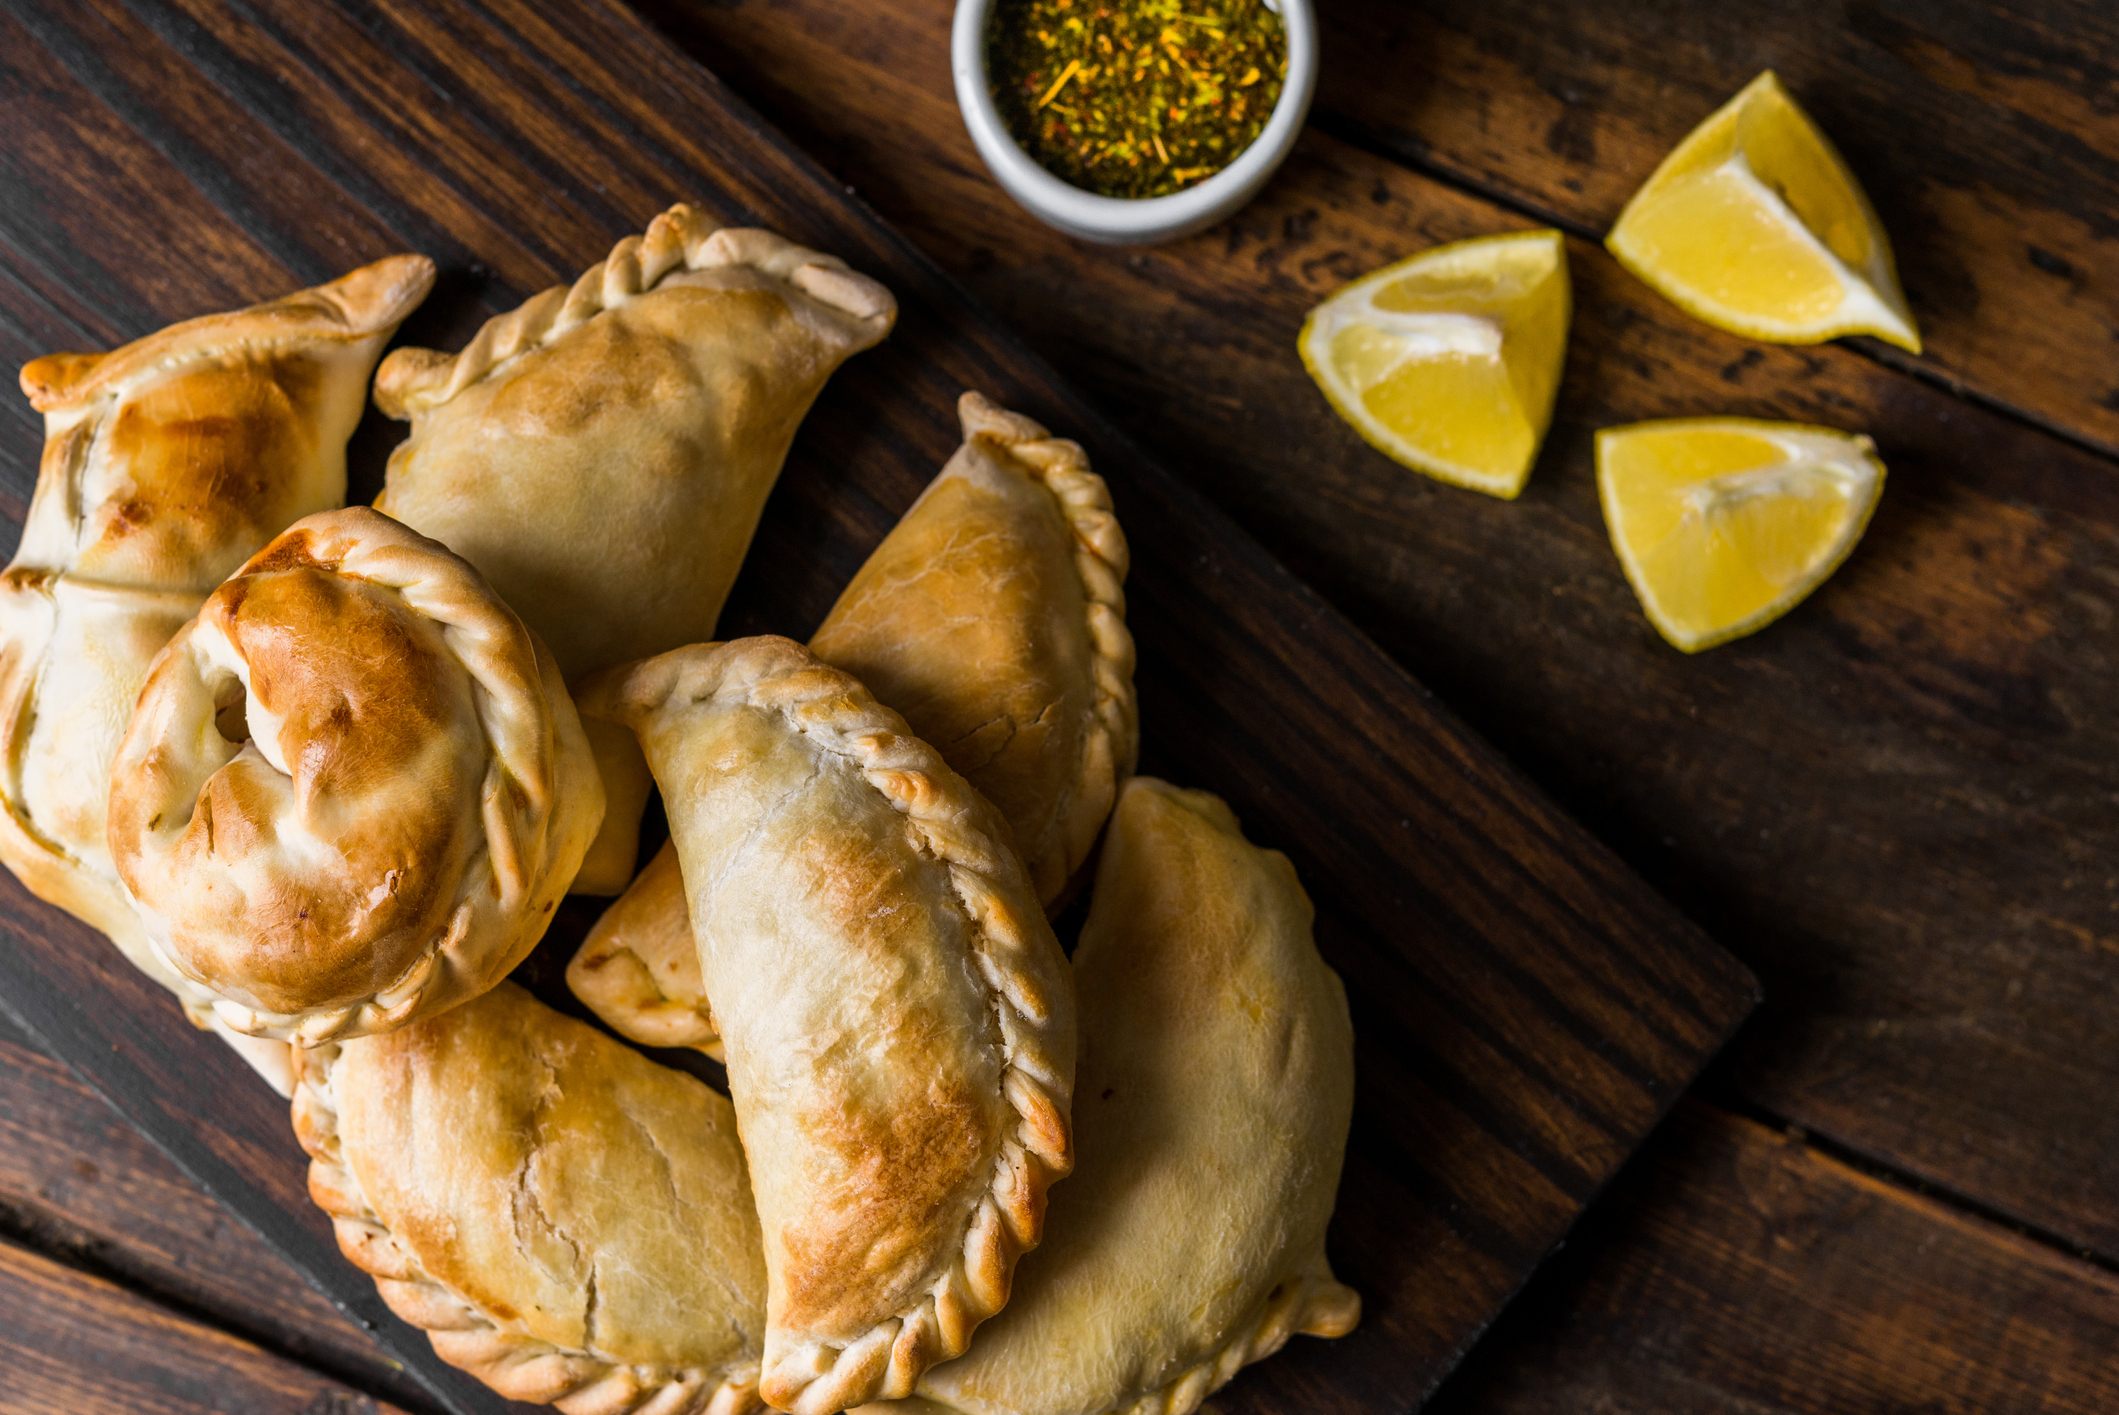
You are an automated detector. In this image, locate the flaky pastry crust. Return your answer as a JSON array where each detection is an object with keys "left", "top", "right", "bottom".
[
  {"left": 576, "top": 637, "right": 1075, "bottom": 1415},
  {"left": 374, "top": 205, "right": 894, "bottom": 896},
  {"left": 570, "top": 392, "right": 1136, "bottom": 1060},
  {"left": 292, "top": 983, "right": 766, "bottom": 1415},
  {"left": 812, "top": 391, "right": 1136, "bottom": 906},
  {"left": 373, "top": 205, "right": 896, "bottom": 682},
  {"left": 863, "top": 778, "right": 1360, "bottom": 1415},
  {"left": 0, "top": 255, "right": 432, "bottom": 1092},
  {"left": 107, "top": 507, "right": 602, "bottom": 1043},
  {"left": 566, "top": 839, "right": 722, "bottom": 1059}
]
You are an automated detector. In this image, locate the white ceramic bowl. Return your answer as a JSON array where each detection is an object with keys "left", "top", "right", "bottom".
[{"left": 952, "top": 0, "right": 1317, "bottom": 246}]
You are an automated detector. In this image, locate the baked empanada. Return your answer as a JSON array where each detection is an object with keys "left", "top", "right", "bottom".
[
  {"left": 811, "top": 392, "right": 1135, "bottom": 905},
  {"left": 107, "top": 507, "right": 602, "bottom": 1044},
  {"left": 863, "top": 778, "right": 1360, "bottom": 1415},
  {"left": 0, "top": 256, "right": 433, "bottom": 1092},
  {"left": 293, "top": 982, "right": 767, "bottom": 1414},
  {"left": 568, "top": 393, "right": 1134, "bottom": 1058},
  {"left": 575, "top": 637, "right": 1074, "bottom": 1415},
  {"left": 373, "top": 206, "right": 895, "bottom": 894}
]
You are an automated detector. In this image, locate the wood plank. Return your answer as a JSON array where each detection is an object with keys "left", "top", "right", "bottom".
[
  {"left": 0, "top": 1227, "right": 409, "bottom": 1415},
  {"left": 1428, "top": 1102, "right": 2119, "bottom": 1415},
  {"left": 0, "top": 1008, "right": 436, "bottom": 1411},
  {"left": 1312, "top": 0, "right": 2119, "bottom": 455},
  {"left": 16, "top": 1044, "right": 2119, "bottom": 1415},
  {"left": 0, "top": 2, "right": 1756, "bottom": 1411},
  {"left": 635, "top": 0, "right": 2119, "bottom": 1259}
]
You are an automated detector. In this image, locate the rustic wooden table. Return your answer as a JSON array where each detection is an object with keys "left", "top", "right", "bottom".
[{"left": 1, "top": 0, "right": 2115, "bottom": 1411}]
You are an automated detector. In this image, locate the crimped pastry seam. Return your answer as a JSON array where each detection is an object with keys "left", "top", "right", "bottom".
[
  {"left": 290, "top": 1042, "right": 763, "bottom": 1415},
  {"left": 952, "top": 391, "right": 1138, "bottom": 902},
  {"left": 112, "top": 508, "right": 601, "bottom": 1043},
  {"left": 579, "top": 638, "right": 1074, "bottom": 1415},
  {"left": 1107, "top": 1267, "right": 1360, "bottom": 1415},
  {"left": 20, "top": 253, "right": 436, "bottom": 417},
  {"left": 374, "top": 206, "right": 894, "bottom": 419}
]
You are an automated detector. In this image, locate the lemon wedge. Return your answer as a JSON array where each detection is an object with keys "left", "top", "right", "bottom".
[
  {"left": 1597, "top": 418, "right": 1885, "bottom": 652},
  {"left": 1607, "top": 72, "right": 1920, "bottom": 352},
  {"left": 1299, "top": 229, "right": 1571, "bottom": 499}
]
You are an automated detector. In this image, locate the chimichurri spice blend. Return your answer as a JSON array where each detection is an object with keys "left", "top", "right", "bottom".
[{"left": 988, "top": 0, "right": 1287, "bottom": 200}]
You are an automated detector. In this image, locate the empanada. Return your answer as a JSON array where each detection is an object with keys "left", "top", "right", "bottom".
[
  {"left": 811, "top": 392, "right": 1135, "bottom": 905},
  {"left": 293, "top": 982, "right": 767, "bottom": 1414},
  {"left": 107, "top": 507, "right": 602, "bottom": 1043},
  {"left": 863, "top": 778, "right": 1360, "bottom": 1415},
  {"left": 575, "top": 637, "right": 1074, "bottom": 1415},
  {"left": 568, "top": 393, "right": 1135, "bottom": 1058},
  {"left": 0, "top": 256, "right": 433, "bottom": 1092},
  {"left": 373, "top": 206, "right": 895, "bottom": 894}
]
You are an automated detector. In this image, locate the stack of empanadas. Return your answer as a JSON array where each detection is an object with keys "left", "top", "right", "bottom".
[
  {"left": 0, "top": 254, "right": 433, "bottom": 1091},
  {"left": 5, "top": 205, "right": 1360, "bottom": 1415}
]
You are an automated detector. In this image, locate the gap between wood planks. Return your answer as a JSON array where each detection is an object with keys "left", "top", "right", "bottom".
[
  {"left": 1712, "top": 1094, "right": 2119, "bottom": 1285},
  {"left": 0, "top": 1189, "right": 440, "bottom": 1415},
  {"left": 1306, "top": 107, "right": 2119, "bottom": 471},
  {"left": 0, "top": 0, "right": 2107, "bottom": 1397},
  {"left": 1296, "top": 91, "right": 2119, "bottom": 1278},
  {"left": 8, "top": 1068, "right": 2116, "bottom": 1414}
]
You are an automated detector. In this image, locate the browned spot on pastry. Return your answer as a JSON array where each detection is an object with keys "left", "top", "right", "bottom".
[
  {"left": 93, "top": 355, "right": 328, "bottom": 572},
  {"left": 19, "top": 351, "right": 106, "bottom": 409},
  {"left": 106, "top": 499, "right": 153, "bottom": 535},
  {"left": 243, "top": 527, "right": 335, "bottom": 577},
  {"left": 791, "top": 825, "right": 930, "bottom": 962},
  {"left": 1, "top": 566, "right": 53, "bottom": 593},
  {"left": 778, "top": 1033, "right": 999, "bottom": 1332},
  {"left": 166, "top": 567, "right": 482, "bottom": 1006},
  {"left": 487, "top": 306, "right": 715, "bottom": 440}
]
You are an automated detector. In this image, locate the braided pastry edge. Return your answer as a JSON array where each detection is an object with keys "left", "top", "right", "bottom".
[
  {"left": 1111, "top": 1262, "right": 1360, "bottom": 1415},
  {"left": 290, "top": 1041, "right": 764, "bottom": 1415},
  {"left": 577, "top": 637, "right": 1075, "bottom": 1415},
  {"left": 374, "top": 205, "right": 895, "bottom": 420},
  {"left": 952, "top": 391, "right": 1138, "bottom": 905},
  {"left": 115, "top": 507, "right": 602, "bottom": 1045}
]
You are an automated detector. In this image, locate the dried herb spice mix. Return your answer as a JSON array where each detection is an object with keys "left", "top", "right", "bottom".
[{"left": 989, "top": 0, "right": 1287, "bottom": 200}]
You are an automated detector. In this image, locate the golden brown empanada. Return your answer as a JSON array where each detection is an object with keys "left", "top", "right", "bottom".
[
  {"left": 293, "top": 982, "right": 767, "bottom": 1414},
  {"left": 861, "top": 778, "right": 1360, "bottom": 1415},
  {"left": 0, "top": 256, "right": 433, "bottom": 1092},
  {"left": 576, "top": 637, "right": 1074, "bottom": 1415},
  {"left": 812, "top": 392, "right": 1135, "bottom": 905},
  {"left": 568, "top": 392, "right": 1135, "bottom": 1058},
  {"left": 107, "top": 507, "right": 602, "bottom": 1044},
  {"left": 373, "top": 206, "right": 895, "bottom": 894}
]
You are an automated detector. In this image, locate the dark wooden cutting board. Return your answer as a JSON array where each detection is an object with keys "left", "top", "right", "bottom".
[{"left": 0, "top": 1, "right": 1758, "bottom": 1411}]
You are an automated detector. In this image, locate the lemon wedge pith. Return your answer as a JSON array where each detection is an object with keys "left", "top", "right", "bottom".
[
  {"left": 1607, "top": 72, "right": 1920, "bottom": 352},
  {"left": 1300, "top": 229, "right": 1571, "bottom": 499},
  {"left": 1597, "top": 418, "right": 1885, "bottom": 653}
]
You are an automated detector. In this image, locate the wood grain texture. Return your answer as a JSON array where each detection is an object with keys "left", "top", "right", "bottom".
[
  {"left": 0, "top": 1227, "right": 409, "bottom": 1415},
  {"left": 637, "top": 0, "right": 2119, "bottom": 1261},
  {"left": 0, "top": 1009, "right": 434, "bottom": 1410},
  {"left": 1429, "top": 1102, "right": 2119, "bottom": 1415},
  {"left": 16, "top": 1022, "right": 2119, "bottom": 1415},
  {"left": 0, "top": 1, "right": 1756, "bottom": 1411},
  {"left": 1316, "top": 0, "right": 2119, "bottom": 456}
]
